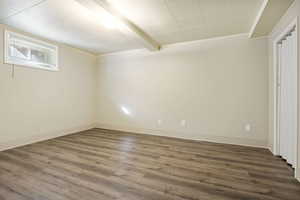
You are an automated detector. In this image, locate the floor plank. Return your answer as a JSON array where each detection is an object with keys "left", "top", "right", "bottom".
[{"left": 0, "top": 128, "right": 299, "bottom": 200}]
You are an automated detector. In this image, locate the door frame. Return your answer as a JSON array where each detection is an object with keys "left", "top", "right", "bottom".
[{"left": 273, "top": 17, "right": 299, "bottom": 178}]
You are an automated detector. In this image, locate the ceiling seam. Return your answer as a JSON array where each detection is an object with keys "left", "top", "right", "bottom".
[
  {"left": 163, "top": 0, "right": 180, "bottom": 30},
  {"left": 0, "top": 0, "right": 47, "bottom": 23}
]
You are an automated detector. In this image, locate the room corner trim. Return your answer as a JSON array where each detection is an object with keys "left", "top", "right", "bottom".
[
  {"left": 0, "top": 123, "right": 97, "bottom": 152},
  {"left": 99, "top": 33, "right": 250, "bottom": 58},
  {"left": 296, "top": 169, "right": 300, "bottom": 182},
  {"left": 95, "top": 122, "right": 268, "bottom": 149}
]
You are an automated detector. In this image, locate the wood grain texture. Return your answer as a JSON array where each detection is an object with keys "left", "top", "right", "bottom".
[{"left": 0, "top": 128, "right": 299, "bottom": 200}]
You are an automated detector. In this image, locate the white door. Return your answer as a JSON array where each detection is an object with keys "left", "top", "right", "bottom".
[{"left": 278, "top": 30, "right": 298, "bottom": 168}]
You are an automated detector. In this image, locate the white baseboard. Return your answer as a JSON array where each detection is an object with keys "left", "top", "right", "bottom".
[
  {"left": 95, "top": 122, "right": 268, "bottom": 149},
  {"left": 268, "top": 147, "right": 275, "bottom": 155},
  {"left": 0, "top": 123, "right": 96, "bottom": 152}
]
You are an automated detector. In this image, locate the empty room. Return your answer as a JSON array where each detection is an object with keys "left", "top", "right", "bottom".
[{"left": 1, "top": 0, "right": 300, "bottom": 199}]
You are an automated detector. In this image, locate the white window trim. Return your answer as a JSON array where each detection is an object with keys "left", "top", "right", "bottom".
[{"left": 4, "top": 30, "right": 59, "bottom": 71}]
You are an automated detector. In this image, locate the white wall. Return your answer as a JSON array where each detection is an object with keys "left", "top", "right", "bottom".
[
  {"left": 268, "top": 0, "right": 300, "bottom": 181},
  {"left": 96, "top": 34, "right": 269, "bottom": 147},
  {"left": 0, "top": 24, "right": 97, "bottom": 150},
  {"left": 0, "top": 25, "right": 269, "bottom": 152}
]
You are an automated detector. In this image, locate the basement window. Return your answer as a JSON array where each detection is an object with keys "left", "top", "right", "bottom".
[{"left": 4, "top": 30, "right": 58, "bottom": 71}]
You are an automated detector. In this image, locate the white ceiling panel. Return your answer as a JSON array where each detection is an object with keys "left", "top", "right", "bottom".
[
  {"left": 108, "top": 0, "right": 177, "bottom": 31},
  {"left": 1, "top": 0, "right": 142, "bottom": 53},
  {"left": 0, "top": 0, "right": 44, "bottom": 20},
  {"left": 108, "top": 0, "right": 263, "bottom": 44}
]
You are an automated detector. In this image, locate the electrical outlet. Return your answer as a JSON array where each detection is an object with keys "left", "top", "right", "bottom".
[
  {"left": 245, "top": 124, "right": 251, "bottom": 132},
  {"left": 157, "top": 120, "right": 162, "bottom": 126},
  {"left": 181, "top": 120, "right": 187, "bottom": 127}
]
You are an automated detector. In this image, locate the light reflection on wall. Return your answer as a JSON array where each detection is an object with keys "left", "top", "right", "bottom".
[{"left": 121, "top": 106, "right": 131, "bottom": 116}]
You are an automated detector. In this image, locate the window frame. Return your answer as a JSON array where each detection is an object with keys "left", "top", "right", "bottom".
[{"left": 4, "top": 30, "right": 59, "bottom": 71}]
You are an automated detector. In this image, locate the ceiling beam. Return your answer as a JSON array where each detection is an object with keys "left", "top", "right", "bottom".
[
  {"left": 74, "top": 0, "right": 160, "bottom": 51},
  {"left": 248, "top": 0, "right": 269, "bottom": 38}
]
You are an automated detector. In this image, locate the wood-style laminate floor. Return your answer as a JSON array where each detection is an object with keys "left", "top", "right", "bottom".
[{"left": 0, "top": 128, "right": 299, "bottom": 200}]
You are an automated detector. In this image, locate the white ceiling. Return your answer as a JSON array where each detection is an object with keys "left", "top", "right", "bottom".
[
  {"left": 0, "top": 0, "right": 294, "bottom": 54},
  {"left": 108, "top": 0, "right": 263, "bottom": 44}
]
